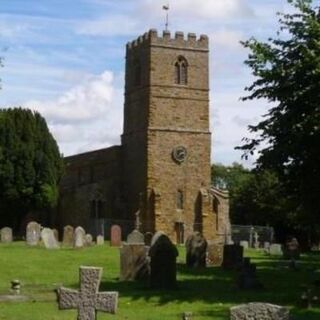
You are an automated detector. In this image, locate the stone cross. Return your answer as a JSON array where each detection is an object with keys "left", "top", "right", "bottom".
[
  {"left": 134, "top": 210, "right": 142, "bottom": 231},
  {"left": 57, "top": 266, "right": 118, "bottom": 320}
]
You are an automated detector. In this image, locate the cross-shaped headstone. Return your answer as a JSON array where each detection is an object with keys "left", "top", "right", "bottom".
[{"left": 57, "top": 266, "right": 118, "bottom": 320}]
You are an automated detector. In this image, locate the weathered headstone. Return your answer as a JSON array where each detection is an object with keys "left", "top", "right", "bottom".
[
  {"left": 240, "top": 240, "right": 249, "bottom": 249},
  {"left": 222, "top": 244, "right": 243, "bottom": 269},
  {"left": 253, "top": 232, "right": 260, "bottom": 249},
  {"left": 269, "top": 243, "right": 283, "bottom": 255},
  {"left": 74, "top": 226, "right": 86, "bottom": 248},
  {"left": 237, "top": 257, "right": 263, "bottom": 290},
  {"left": 57, "top": 266, "right": 118, "bottom": 320},
  {"left": 120, "top": 244, "right": 149, "bottom": 281},
  {"left": 62, "top": 225, "right": 74, "bottom": 246},
  {"left": 149, "top": 231, "right": 178, "bottom": 289},
  {"left": 26, "top": 221, "right": 41, "bottom": 246},
  {"left": 52, "top": 228, "right": 59, "bottom": 242},
  {"left": 206, "top": 243, "right": 224, "bottom": 267},
  {"left": 0, "top": 227, "right": 13, "bottom": 243},
  {"left": 185, "top": 232, "right": 207, "bottom": 268},
  {"left": 284, "top": 237, "right": 300, "bottom": 259},
  {"left": 110, "top": 225, "right": 122, "bottom": 247},
  {"left": 145, "top": 232, "right": 153, "bottom": 246},
  {"left": 96, "top": 235, "right": 104, "bottom": 245},
  {"left": 85, "top": 234, "right": 93, "bottom": 246},
  {"left": 41, "top": 228, "right": 60, "bottom": 249},
  {"left": 127, "top": 229, "right": 144, "bottom": 244},
  {"left": 230, "top": 302, "right": 289, "bottom": 320}
]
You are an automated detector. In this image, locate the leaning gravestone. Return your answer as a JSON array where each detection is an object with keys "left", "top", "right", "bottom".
[
  {"left": 206, "top": 243, "right": 224, "bottom": 267},
  {"left": 96, "top": 235, "right": 104, "bottom": 245},
  {"left": 41, "top": 228, "right": 59, "bottom": 249},
  {"left": 120, "top": 244, "right": 149, "bottom": 281},
  {"left": 269, "top": 243, "right": 283, "bottom": 256},
  {"left": 26, "top": 221, "right": 41, "bottom": 246},
  {"left": 1, "top": 227, "right": 13, "bottom": 243},
  {"left": 222, "top": 244, "right": 243, "bottom": 270},
  {"left": 62, "top": 225, "right": 74, "bottom": 246},
  {"left": 57, "top": 266, "right": 118, "bottom": 320},
  {"left": 230, "top": 302, "right": 289, "bottom": 320},
  {"left": 127, "top": 229, "right": 145, "bottom": 244},
  {"left": 185, "top": 232, "right": 207, "bottom": 268},
  {"left": 110, "top": 225, "right": 122, "bottom": 247},
  {"left": 85, "top": 234, "right": 93, "bottom": 246},
  {"left": 149, "top": 231, "right": 179, "bottom": 289},
  {"left": 74, "top": 227, "right": 86, "bottom": 248}
]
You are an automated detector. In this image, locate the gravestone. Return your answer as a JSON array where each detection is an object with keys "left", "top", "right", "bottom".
[
  {"left": 149, "top": 231, "right": 178, "bottom": 289},
  {"left": 145, "top": 232, "right": 153, "bottom": 246},
  {"left": 185, "top": 232, "right": 207, "bottom": 268},
  {"left": 264, "top": 242, "right": 270, "bottom": 249},
  {"left": 62, "top": 225, "right": 74, "bottom": 246},
  {"left": 96, "top": 235, "right": 104, "bottom": 245},
  {"left": 85, "top": 234, "right": 93, "bottom": 246},
  {"left": 120, "top": 244, "right": 149, "bottom": 281},
  {"left": 222, "top": 244, "right": 243, "bottom": 269},
  {"left": 127, "top": 229, "right": 144, "bottom": 244},
  {"left": 1, "top": 227, "right": 13, "bottom": 243},
  {"left": 41, "top": 228, "right": 60, "bottom": 249},
  {"left": 253, "top": 232, "right": 260, "bottom": 249},
  {"left": 230, "top": 302, "right": 289, "bottom": 320},
  {"left": 240, "top": 240, "right": 249, "bottom": 249},
  {"left": 206, "top": 243, "right": 224, "bottom": 267},
  {"left": 283, "top": 237, "right": 300, "bottom": 259},
  {"left": 57, "top": 266, "right": 118, "bottom": 320},
  {"left": 74, "top": 226, "right": 86, "bottom": 248},
  {"left": 26, "top": 221, "right": 41, "bottom": 246},
  {"left": 110, "top": 225, "right": 122, "bottom": 247},
  {"left": 237, "top": 257, "right": 263, "bottom": 290},
  {"left": 269, "top": 243, "right": 283, "bottom": 255},
  {"left": 53, "top": 228, "right": 59, "bottom": 242}
]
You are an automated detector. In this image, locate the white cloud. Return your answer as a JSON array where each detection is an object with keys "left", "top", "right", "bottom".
[
  {"left": 25, "top": 71, "right": 114, "bottom": 123},
  {"left": 211, "top": 30, "right": 244, "bottom": 49},
  {"left": 22, "top": 70, "right": 123, "bottom": 156}
]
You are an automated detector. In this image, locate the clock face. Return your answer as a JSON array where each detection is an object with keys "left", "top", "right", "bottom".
[{"left": 172, "top": 146, "right": 188, "bottom": 163}]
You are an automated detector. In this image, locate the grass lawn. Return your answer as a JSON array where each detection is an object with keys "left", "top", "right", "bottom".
[{"left": 1, "top": 242, "right": 320, "bottom": 320}]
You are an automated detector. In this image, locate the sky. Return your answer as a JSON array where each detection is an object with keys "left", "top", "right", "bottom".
[{"left": 0, "top": 0, "right": 294, "bottom": 166}]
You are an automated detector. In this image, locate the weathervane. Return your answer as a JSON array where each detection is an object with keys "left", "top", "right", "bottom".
[{"left": 162, "top": 3, "right": 169, "bottom": 31}]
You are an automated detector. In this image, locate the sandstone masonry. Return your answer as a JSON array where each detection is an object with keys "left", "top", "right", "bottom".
[{"left": 56, "top": 29, "right": 230, "bottom": 243}]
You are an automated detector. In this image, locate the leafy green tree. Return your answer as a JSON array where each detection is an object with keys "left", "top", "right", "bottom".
[
  {"left": 0, "top": 108, "right": 64, "bottom": 229},
  {"left": 237, "top": 0, "right": 320, "bottom": 238}
]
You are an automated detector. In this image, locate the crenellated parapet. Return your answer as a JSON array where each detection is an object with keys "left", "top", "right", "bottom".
[{"left": 126, "top": 29, "right": 208, "bottom": 52}]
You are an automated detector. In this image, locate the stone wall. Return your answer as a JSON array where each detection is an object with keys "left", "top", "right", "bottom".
[{"left": 56, "top": 146, "right": 122, "bottom": 234}]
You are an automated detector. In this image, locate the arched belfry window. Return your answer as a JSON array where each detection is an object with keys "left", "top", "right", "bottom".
[
  {"left": 176, "top": 190, "right": 184, "bottom": 209},
  {"left": 174, "top": 56, "right": 188, "bottom": 85}
]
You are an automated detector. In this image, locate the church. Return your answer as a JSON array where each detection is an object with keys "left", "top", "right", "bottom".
[{"left": 55, "top": 29, "right": 230, "bottom": 244}]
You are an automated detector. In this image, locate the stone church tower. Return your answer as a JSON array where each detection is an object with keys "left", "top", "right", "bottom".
[
  {"left": 56, "top": 29, "right": 230, "bottom": 244},
  {"left": 122, "top": 29, "right": 229, "bottom": 243}
]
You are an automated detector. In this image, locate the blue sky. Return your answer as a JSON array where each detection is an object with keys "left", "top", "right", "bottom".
[{"left": 0, "top": 0, "right": 294, "bottom": 166}]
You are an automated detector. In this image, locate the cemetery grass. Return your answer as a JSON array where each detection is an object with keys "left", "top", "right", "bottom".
[{"left": 0, "top": 243, "right": 320, "bottom": 320}]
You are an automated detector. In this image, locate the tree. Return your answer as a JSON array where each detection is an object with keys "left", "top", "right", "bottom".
[
  {"left": 237, "top": 0, "right": 320, "bottom": 240},
  {"left": 0, "top": 108, "right": 64, "bottom": 229}
]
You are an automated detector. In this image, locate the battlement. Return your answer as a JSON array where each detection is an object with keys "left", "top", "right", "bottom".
[{"left": 126, "top": 29, "right": 208, "bottom": 52}]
